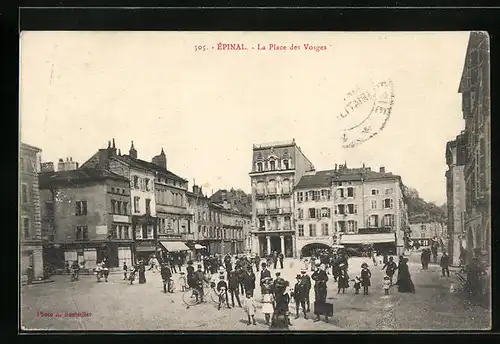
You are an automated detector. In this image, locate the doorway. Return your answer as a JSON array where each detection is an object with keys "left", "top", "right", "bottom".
[{"left": 270, "top": 236, "right": 281, "bottom": 254}]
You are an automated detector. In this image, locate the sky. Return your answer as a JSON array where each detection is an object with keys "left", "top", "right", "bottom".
[{"left": 20, "top": 31, "right": 471, "bottom": 205}]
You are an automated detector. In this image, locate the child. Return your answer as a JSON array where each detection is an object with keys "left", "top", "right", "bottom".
[
  {"left": 383, "top": 275, "right": 391, "bottom": 295},
  {"left": 337, "top": 269, "right": 349, "bottom": 294},
  {"left": 123, "top": 261, "right": 128, "bottom": 280},
  {"left": 261, "top": 278, "right": 275, "bottom": 325},
  {"left": 244, "top": 292, "right": 257, "bottom": 325},
  {"left": 361, "top": 263, "right": 372, "bottom": 295},
  {"left": 351, "top": 276, "right": 361, "bottom": 294},
  {"left": 216, "top": 274, "right": 230, "bottom": 310},
  {"left": 178, "top": 271, "right": 188, "bottom": 292},
  {"left": 129, "top": 265, "right": 137, "bottom": 285}
]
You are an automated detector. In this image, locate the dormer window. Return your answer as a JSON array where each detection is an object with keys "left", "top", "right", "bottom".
[{"left": 283, "top": 159, "right": 289, "bottom": 169}]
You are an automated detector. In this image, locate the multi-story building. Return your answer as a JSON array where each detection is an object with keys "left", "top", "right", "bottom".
[
  {"left": 249, "top": 139, "right": 315, "bottom": 257},
  {"left": 20, "top": 143, "right": 44, "bottom": 279},
  {"left": 458, "top": 31, "right": 491, "bottom": 262},
  {"left": 187, "top": 184, "right": 213, "bottom": 253},
  {"left": 294, "top": 170, "right": 334, "bottom": 257},
  {"left": 294, "top": 163, "right": 409, "bottom": 256},
  {"left": 409, "top": 221, "right": 446, "bottom": 248},
  {"left": 39, "top": 168, "right": 133, "bottom": 269},
  {"left": 81, "top": 139, "right": 191, "bottom": 261}
]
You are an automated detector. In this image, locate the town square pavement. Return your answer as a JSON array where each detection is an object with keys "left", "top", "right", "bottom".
[{"left": 21, "top": 256, "right": 490, "bottom": 331}]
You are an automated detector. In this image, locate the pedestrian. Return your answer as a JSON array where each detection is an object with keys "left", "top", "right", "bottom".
[
  {"left": 381, "top": 256, "right": 398, "bottom": 285},
  {"left": 243, "top": 291, "right": 257, "bottom": 325},
  {"left": 278, "top": 252, "right": 284, "bottom": 269},
  {"left": 65, "top": 261, "right": 70, "bottom": 274},
  {"left": 440, "top": 252, "right": 450, "bottom": 277},
  {"left": 161, "top": 262, "right": 173, "bottom": 293},
  {"left": 351, "top": 276, "right": 361, "bottom": 294},
  {"left": 360, "top": 262, "right": 371, "bottom": 295},
  {"left": 102, "top": 259, "right": 109, "bottom": 283},
  {"left": 123, "top": 261, "right": 128, "bottom": 280},
  {"left": 260, "top": 278, "right": 275, "bottom": 325},
  {"left": 394, "top": 256, "right": 416, "bottom": 293},
  {"left": 203, "top": 256, "right": 210, "bottom": 274},
  {"left": 242, "top": 265, "right": 256, "bottom": 297},
  {"left": 228, "top": 270, "right": 242, "bottom": 308},
  {"left": 26, "top": 265, "right": 34, "bottom": 285},
  {"left": 259, "top": 262, "right": 271, "bottom": 293},
  {"left": 254, "top": 254, "right": 260, "bottom": 272},
  {"left": 170, "top": 255, "right": 177, "bottom": 274},
  {"left": 383, "top": 275, "right": 391, "bottom": 295},
  {"left": 138, "top": 260, "right": 146, "bottom": 284},
  {"left": 272, "top": 252, "right": 278, "bottom": 270},
  {"left": 178, "top": 271, "right": 188, "bottom": 291},
  {"left": 272, "top": 282, "right": 292, "bottom": 327},
  {"left": 216, "top": 273, "right": 230, "bottom": 310},
  {"left": 337, "top": 268, "right": 349, "bottom": 294},
  {"left": 128, "top": 264, "right": 137, "bottom": 284},
  {"left": 224, "top": 254, "right": 232, "bottom": 273},
  {"left": 293, "top": 274, "right": 307, "bottom": 319},
  {"left": 300, "top": 269, "right": 312, "bottom": 312},
  {"left": 371, "top": 249, "right": 378, "bottom": 266},
  {"left": 177, "top": 254, "right": 183, "bottom": 272},
  {"left": 312, "top": 263, "right": 329, "bottom": 323},
  {"left": 237, "top": 266, "right": 246, "bottom": 295}
]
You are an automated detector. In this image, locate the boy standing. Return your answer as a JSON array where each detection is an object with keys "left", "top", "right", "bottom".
[{"left": 293, "top": 274, "right": 307, "bottom": 319}]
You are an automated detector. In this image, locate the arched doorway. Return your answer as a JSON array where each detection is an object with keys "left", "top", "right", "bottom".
[{"left": 301, "top": 243, "right": 331, "bottom": 258}]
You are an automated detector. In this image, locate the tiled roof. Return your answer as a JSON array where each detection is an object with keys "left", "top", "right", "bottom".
[
  {"left": 114, "top": 155, "right": 187, "bottom": 182},
  {"left": 39, "top": 168, "right": 128, "bottom": 188},
  {"left": 295, "top": 167, "right": 400, "bottom": 189}
]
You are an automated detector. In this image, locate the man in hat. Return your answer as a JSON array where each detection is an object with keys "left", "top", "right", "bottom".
[
  {"left": 160, "top": 262, "right": 173, "bottom": 293},
  {"left": 312, "top": 263, "right": 329, "bottom": 322},
  {"left": 293, "top": 274, "right": 308, "bottom": 319},
  {"left": 193, "top": 264, "right": 208, "bottom": 302},
  {"left": 243, "top": 265, "right": 256, "bottom": 297},
  {"left": 300, "top": 269, "right": 312, "bottom": 312},
  {"left": 440, "top": 252, "right": 450, "bottom": 277},
  {"left": 260, "top": 262, "right": 271, "bottom": 292}
]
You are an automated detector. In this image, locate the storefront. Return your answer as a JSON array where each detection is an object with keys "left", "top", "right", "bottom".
[
  {"left": 134, "top": 241, "right": 158, "bottom": 262},
  {"left": 339, "top": 232, "right": 397, "bottom": 255},
  {"left": 159, "top": 240, "right": 191, "bottom": 263}
]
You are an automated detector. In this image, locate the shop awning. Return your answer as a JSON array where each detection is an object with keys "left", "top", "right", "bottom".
[
  {"left": 194, "top": 244, "right": 206, "bottom": 249},
  {"left": 159, "top": 241, "right": 190, "bottom": 252},
  {"left": 135, "top": 245, "right": 156, "bottom": 252},
  {"left": 340, "top": 233, "right": 396, "bottom": 245}
]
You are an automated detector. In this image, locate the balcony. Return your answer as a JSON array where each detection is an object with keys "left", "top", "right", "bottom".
[{"left": 112, "top": 215, "right": 131, "bottom": 223}]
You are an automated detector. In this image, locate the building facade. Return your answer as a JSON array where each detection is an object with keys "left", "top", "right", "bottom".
[
  {"left": 409, "top": 221, "right": 446, "bottom": 247},
  {"left": 39, "top": 168, "right": 133, "bottom": 270},
  {"left": 20, "top": 143, "right": 44, "bottom": 279},
  {"left": 249, "top": 139, "right": 315, "bottom": 257},
  {"left": 293, "top": 164, "right": 409, "bottom": 257},
  {"left": 445, "top": 133, "right": 467, "bottom": 265},
  {"left": 458, "top": 31, "right": 491, "bottom": 263}
]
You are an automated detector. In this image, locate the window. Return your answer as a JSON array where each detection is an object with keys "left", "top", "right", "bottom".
[
  {"left": 304, "top": 192, "right": 309, "bottom": 202},
  {"left": 145, "top": 179, "right": 151, "bottom": 191},
  {"left": 321, "top": 207, "right": 331, "bottom": 218},
  {"left": 133, "top": 176, "right": 139, "bottom": 189},
  {"left": 21, "top": 184, "right": 29, "bottom": 203},
  {"left": 309, "top": 208, "right": 316, "bottom": 219},
  {"left": 421, "top": 224, "right": 426, "bottom": 231},
  {"left": 321, "top": 223, "right": 329, "bottom": 236},
  {"left": 384, "top": 198, "right": 394, "bottom": 209},
  {"left": 297, "top": 208, "right": 303, "bottom": 220},
  {"left": 45, "top": 202, "right": 54, "bottom": 217},
  {"left": 116, "top": 201, "right": 122, "bottom": 215},
  {"left": 385, "top": 188, "right": 394, "bottom": 195},
  {"left": 368, "top": 215, "right": 379, "bottom": 227},
  {"left": 283, "top": 160, "right": 289, "bottom": 169},
  {"left": 123, "top": 202, "right": 128, "bottom": 215},
  {"left": 338, "top": 188, "right": 345, "bottom": 198},
  {"left": 297, "top": 192, "right": 304, "bottom": 203},
  {"left": 383, "top": 214, "right": 395, "bottom": 227},
  {"left": 145, "top": 199, "right": 151, "bottom": 214},
  {"left": 309, "top": 224, "right": 317, "bottom": 237},
  {"left": 337, "top": 221, "right": 346, "bottom": 233},
  {"left": 270, "top": 160, "right": 276, "bottom": 171},
  {"left": 347, "top": 187, "right": 354, "bottom": 197},
  {"left": 347, "top": 220, "right": 357, "bottom": 233},
  {"left": 321, "top": 189, "right": 331, "bottom": 201},
  {"left": 110, "top": 225, "right": 118, "bottom": 239},
  {"left": 337, "top": 204, "right": 345, "bottom": 215},
  {"left": 371, "top": 200, "right": 377, "bottom": 209},
  {"left": 371, "top": 189, "right": 379, "bottom": 195},
  {"left": 111, "top": 200, "right": 116, "bottom": 214},
  {"left": 124, "top": 226, "right": 129, "bottom": 239},
  {"left": 75, "top": 201, "right": 88, "bottom": 216},
  {"left": 76, "top": 226, "right": 88, "bottom": 240},
  {"left": 134, "top": 197, "right": 140, "bottom": 213},
  {"left": 421, "top": 232, "right": 426, "bottom": 238},
  {"left": 23, "top": 217, "right": 30, "bottom": 238},
  {"left": 257, "top": 162, "right": 262, "bottom": 172},
  {"left": 347, "top": 204, "right": 357, "bottom": 214},
  {"left": 313, "top": 191, "right": 321, "bottom": 201},
  {"left": 111, "top": 187, "right": 115, "bottom": 193}
]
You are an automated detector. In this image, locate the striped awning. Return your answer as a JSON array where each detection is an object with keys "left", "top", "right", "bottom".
[{"left": 159, "top": 241, "right": 190, "bottom": 252}]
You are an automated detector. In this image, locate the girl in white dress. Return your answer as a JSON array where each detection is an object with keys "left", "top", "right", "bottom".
[{"left": 260, "top": 278, "right": 274, "bottom": 325}]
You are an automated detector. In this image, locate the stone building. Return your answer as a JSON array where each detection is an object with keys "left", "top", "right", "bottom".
[
  {"left": 39, "top": 168, "right": 133, "bottom": 269},
  {"left": 445, "top": 132, "right": 467, "bottom": 265},
  {"left": 186, "top": 184, "right": 213, "bottom": 253},
  {"left": 20, "top": 143, "right": 44, "bottom": 279},
  {"left": 458, "top": 31, "right": 491, "bottom": 262},
  {"left": 294, "top": 163, "right": 409, "bottom": 256},
  {"left": 249, "top": 139, "right": 315, "bottom": 257},
  {"left": 409, "top": 220, "right": 446, "bottom": 248}
]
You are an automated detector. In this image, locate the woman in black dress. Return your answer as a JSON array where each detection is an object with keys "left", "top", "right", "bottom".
[
  {"left": 395, "top": 257, "right": 415, "bottom": 293},
  {"left": 138, "top": 260, "right": 147, "bottom": 284},
  {"left": 311, "top": 263, "right": 329, "bottom": 323}
]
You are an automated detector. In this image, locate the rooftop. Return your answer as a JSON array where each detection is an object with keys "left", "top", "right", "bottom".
[
  {"left": 114, "top": 155, "right": 187, "bottom": 183},
  {"left": 253, "top": 139, "right": 295, "bottom": 150},
  {"left": 39, "top": 168, "right": 129, "bottom": 188}
]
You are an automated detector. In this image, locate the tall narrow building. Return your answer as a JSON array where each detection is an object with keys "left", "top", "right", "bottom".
[{"left": 249, "top": 139, "right": 315, "bottom": 257}]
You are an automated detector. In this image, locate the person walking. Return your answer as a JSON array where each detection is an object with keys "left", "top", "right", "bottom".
[
  {"left": 228, "top": 270, "right": 242, "bottom": 308},
  {"left": 243, "top": 265, "right": 256, "bottom": 297},
  {"left": 278, "top": 252, "right": 284, "bottom": 269},
  {"left": 26, "top": 265, "right": 34, "bottom": 285},
  {"left": 237, "top": 266, "right": 246, "bottom": 295},
  {"left": 138, "top": 260, "right": 146, "bottom": 284},
  {"left": 224, "top": 254, "right": 232, "bottom": 273},
  {"left": 123, "top": 261, "right": 128, "bottom": 280},
  {"left": 394, "top": 256, "right": 415, "bottom": 293},
  {"left": 360, "top": 262, "right": 371, "bottom": 295},
  {"left": 383, "top": 276, "right": 392, "bottom": 295},
  {"left": 160, "top": 262, "right": 173, "bottom": 293},
  {"left": 440, "top": 252, "right": 450, "bottom": 277},
  {"left": 300, "top": 269, "right": 312, "bottom": 313},
  {"left": 337, "top": 269, "right": 349, "bottom": 294},
  {"left": 272, "top": 252, "right": 278, "bottom": 270},
  {"left": 260, "top": 262, "right": 271, "bottom": 293},
  {"left": 381, "top": 256, "right": 398, "bottom": 286},
  {"left": 260, "top": 278, "right": 275, "bottom": 326},
  {"left": 311, "top": 263, "right": 329, "bottom": 323},
  {"left": 243, "top": 292, "right": 257, "bottom": 325},
  {"left": 170, "top": 255, "right": 177, "bottom": 274},
  {"left": 293, "top": 274, "right": 308, "bottom": 319}
]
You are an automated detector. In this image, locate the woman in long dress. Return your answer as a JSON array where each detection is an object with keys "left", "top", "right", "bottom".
[
  {"left": 311, "top": 263, "right": 329, "bottom": 323},
  {"left": 395, "top": 257, "right": 415, "bottom": 293},
  {"left": 138, "top": 260, "right": 147, "bottom": 284}
]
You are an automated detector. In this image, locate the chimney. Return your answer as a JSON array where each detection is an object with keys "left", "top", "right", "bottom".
[
  {"left": 118, "top": 149, "right": 121, "bottom": 156},
  {"left": 379, "top": 166, "right": 386, "bottom": 174},
  {"left": 151, "top": 148, "right": 167, "bottom": 169},
  {"left": 58, "top": 158, "right": 64, "bottom": 171},
  {"left": 129, "top": 141, "right": 137, "bottom": 159},
  {"left": 335, "top": 163, "right": 338, "bottom": 171}
]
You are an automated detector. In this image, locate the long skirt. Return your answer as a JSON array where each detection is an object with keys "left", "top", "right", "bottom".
[
  {"left": 397, "top": 277, "right": 415, "bottom": 293},
  {"left": 139, "top": 270, "right": 146, "bottom": 284}
]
